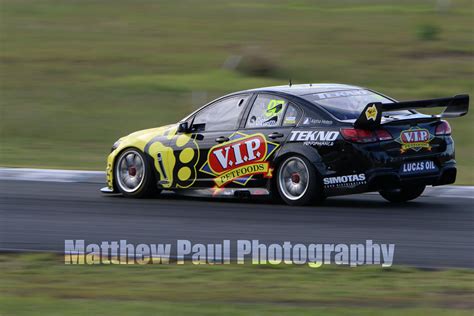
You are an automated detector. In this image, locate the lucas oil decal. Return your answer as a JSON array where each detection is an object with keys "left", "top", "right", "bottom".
[
  {"left": 200, "top": 132, "right": 279, "bottom": 187},
  {"left": 395, "top": 127, "right": 434, "bottom": 153},
  {"left": 400, "top": 160, "right": 438, "bottom": 175}
]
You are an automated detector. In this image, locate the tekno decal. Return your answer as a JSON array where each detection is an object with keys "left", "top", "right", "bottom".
[
  {"left": 323, "top": 173, "right": 366, "bottom": 189},
  {"left": 312, "top": 89, "right": 371, "bottom": 101},
  {"left": 289, "top": 130, "right": 339, "bottom": 146},
  {"left": 200, "top": 132, "right": 279, "bottom": 187},
  {"left": 395, "top": 127, "right": 434, "bottom": 153}
]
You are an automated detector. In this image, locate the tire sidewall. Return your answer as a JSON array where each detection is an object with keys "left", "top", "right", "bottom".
[
  {"left": 115, "top": 148, "right": 156, "bottom": 198},
  {"left": 275, "top": 155, "right": 323, "bottom": 206}
]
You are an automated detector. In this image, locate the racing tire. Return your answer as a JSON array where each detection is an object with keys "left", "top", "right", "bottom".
[
  {"left": 276, "top": 155, "right": 324, "bottom": 206},
  {"left": 114, "top": 148, "right": 161, "bottom": 198},
  {"left": 379, "top": 184, "right": 426, "bottom": 203}
]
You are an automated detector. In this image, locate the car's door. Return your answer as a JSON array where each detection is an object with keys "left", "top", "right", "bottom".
[
  {"left": 234, "top": 93, "right": 303, "bottom": 188},
  {"left": 177, "top": 94, "right": 251, "bottom": 188}
]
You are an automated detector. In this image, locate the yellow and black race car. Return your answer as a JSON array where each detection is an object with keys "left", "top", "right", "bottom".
[{"left": 101, "top": 84, "right": 469, "bottom": 206}]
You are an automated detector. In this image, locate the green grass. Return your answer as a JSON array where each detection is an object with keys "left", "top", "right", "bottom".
[
  {"left": 0, "top": 0, "right": 473, "bottom": 183},
  {"left": 0, "top": 253, "right": 473, "bottom": 315}
]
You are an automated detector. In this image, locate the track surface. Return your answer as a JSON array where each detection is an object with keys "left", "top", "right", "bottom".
[{"left": 1, "top": 180, "right": 473, "bottom": 268}]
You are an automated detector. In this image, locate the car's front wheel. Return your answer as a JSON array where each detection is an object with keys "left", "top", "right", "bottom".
[
  {"left": 276, "top": 156, "right": 324, "bottom": 206},
  {"left": 115, "top": 148, "right": 160, "bottom": 198},
  {"left": 379, "top": 184, "right": 425, "bottom": 203}
]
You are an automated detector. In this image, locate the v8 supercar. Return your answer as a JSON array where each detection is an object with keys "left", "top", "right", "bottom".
[{"left": 101, "top": 84, "right": 469, "bottom": 206}]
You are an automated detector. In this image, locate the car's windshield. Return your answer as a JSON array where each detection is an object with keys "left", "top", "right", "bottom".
[{"left": 303, "top": 89, "right": 410, "bottom": 120}]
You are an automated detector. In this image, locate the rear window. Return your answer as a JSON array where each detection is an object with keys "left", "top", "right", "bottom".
[{"left": 303, "top": 89, "right": 409, "bottom": 120}]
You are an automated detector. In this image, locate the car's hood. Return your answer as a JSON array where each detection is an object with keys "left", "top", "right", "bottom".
[
  {"left": 120, "top": 124, "right": 178, "bottom": 143},
  {"left": 121, "top": 124, "right": 177, "bottom": 142}
]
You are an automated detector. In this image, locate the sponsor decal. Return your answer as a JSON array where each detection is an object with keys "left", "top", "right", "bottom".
[
  {"left": 302, "top": 117, "right": 333, "bottom": 126},
  {"left": 250, "top": 116, "right": 279, "bottom": 127},
  {"left": 283, "top": 116, "right": 297, "bottom": 125},
  {"left": 323, "top": 173, "right": 366, "bottom": 188},
  {"left": 289, "top": 130, "right": 339, "bottom": 146},
  {"left": 200, "top": 132, "right": 279, "bottom": 187},
  {"left": 265, "top": 99, "right": 285, "bottom": 117},
  {"left": 395, "top": 127, "right": 434, "bottom": 153},
  {"left": 312, "top": 89, "right": 371, "bottom": 100},
  {"left": 365, "top": 105, "right": 378, "bottom": 121},
  {"left": 400, "top": 160, "right": 438, "bottom": 175}
]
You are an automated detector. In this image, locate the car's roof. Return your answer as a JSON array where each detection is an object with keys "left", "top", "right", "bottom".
[{"left": 238, "top": 83, "right": 364, "bottom": 97}]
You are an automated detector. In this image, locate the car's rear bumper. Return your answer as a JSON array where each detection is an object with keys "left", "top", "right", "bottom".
[
  {"left": 366, "top": 164, "right": 456, "bottom": 191},
  {"left": 323, "top": 158, "right": 457, "bottom": 197}
]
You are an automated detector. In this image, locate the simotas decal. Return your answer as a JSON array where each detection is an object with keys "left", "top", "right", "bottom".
[
  {"left": 365, "top": 105, "right": 378, "bottom": 121},
  {"left": 323, "top": 173, "right": 366, "bottom": 189},
  {"left": 200, "top": 132, "right": 279, "bottom": 187},
  {"left": 395, "top": 127, "right": 434, "bottom": 153},
  {"left": 289, "top": 130, "right": 339, "bottom": 146}
]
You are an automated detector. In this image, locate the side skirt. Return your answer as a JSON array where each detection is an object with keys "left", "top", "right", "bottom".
[{"left": 173, "top": 188, "right": 270, "bottom": 198}]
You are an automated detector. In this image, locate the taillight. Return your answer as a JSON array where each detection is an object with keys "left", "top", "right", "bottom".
[
  {"left": 375, "top": 129, "right": 393, "bottom": 141},
  {"left": 435, "top": 120, "right": 452, "bottom": 136},
  {"left": 341, "top": 128, "right": 392, "bottom": 143}
]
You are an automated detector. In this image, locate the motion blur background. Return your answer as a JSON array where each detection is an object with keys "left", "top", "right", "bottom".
[
  {"left": 1, "top": 1, "right": 473, "bottom": 315},
  {"left": 0, "top": 0, "right": 472, "bottom": 183}
]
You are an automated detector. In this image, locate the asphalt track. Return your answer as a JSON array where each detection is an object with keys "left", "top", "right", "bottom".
[{"left": 1, "top": 177, "right": 473, "bottom": 268}]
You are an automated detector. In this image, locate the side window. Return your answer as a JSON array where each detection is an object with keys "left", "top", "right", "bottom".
[
  {"left": 245, "top": 94, "right": 288, "bottom": 128},
  {"left": 192, "top": 96, "right": 248, "bottom": 132},
  {"left": 282, "top": 104, "right": 302, "bottom": 127}
]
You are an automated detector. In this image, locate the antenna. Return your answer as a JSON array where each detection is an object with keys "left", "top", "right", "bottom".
[{"left": 289, "top": 79, "right": 292, "bottom": 87}]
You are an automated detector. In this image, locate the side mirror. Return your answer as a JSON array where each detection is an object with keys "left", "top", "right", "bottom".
[{"left": 177, "top": 122, "right": 190, "bottom": 133}]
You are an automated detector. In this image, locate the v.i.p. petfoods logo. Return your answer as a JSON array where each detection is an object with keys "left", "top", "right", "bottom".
[
  {"left": 200, "top": 132, "right": 279, "bottom": 187},
  {"left": 395, "top": 127, "right": 434, "bottom": 153}
]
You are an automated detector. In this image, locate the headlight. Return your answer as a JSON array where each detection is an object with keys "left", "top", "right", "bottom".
[{"left": 111, "top": 140, "right": 121, "bottom": 152}]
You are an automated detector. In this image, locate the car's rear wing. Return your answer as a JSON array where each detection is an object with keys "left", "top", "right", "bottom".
[{"left": 354, "top": 94, "right": 469, "bottom": 129}]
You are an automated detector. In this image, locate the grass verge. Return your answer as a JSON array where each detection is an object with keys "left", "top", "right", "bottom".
[{"left": 0, "top": 253, "right": 473, "bottom": 315}]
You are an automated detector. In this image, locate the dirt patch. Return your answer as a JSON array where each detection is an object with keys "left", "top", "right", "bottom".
[{"left": 403, "top": 50, "right": 473, "bottom": 60}]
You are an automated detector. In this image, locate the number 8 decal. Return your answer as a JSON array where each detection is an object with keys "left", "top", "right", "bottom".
[{"left": 172, "top": 134, "right": 200, "bottom": 188}]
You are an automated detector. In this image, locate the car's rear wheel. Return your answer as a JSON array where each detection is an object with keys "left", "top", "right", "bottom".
[
  {"left": 115, "top": 148, "right": 160, "bottom": 198},
  {"left": 276, "top": 156, "right": 323, "bottom": 206},
  {"left": 379, "top": 184, "right": 425, "bottom": 203}
]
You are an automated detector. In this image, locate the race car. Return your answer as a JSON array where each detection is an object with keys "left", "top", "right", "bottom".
[{"left": 101, "top": 84, "right": 469, "bottom": 206}]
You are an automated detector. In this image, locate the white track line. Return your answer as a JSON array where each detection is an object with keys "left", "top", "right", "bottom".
[
  {"left": 0, "top": 167, "right": 104, "bottom": 183},
  {"left": 0, "top": 167, "right": 472, "bottom": 198}
]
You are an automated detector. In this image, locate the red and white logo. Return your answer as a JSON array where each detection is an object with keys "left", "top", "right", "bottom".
[
  {"left": 395, "top": 127, "right": 434, "bottom": 153},
  {"left": 400, "top": 129, "right": 430, "bottom": 143},
  {"left": 201, "top": 133, "right": 279, "bottom": 187},
  {"left": 209, "top": 134, "right": 266, "bottom": 174}
]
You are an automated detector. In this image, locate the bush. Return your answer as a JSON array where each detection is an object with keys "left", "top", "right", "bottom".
[
  {"left": 234, "top": 47, "right": 279, "bottom": 77},
  {"left": 417, "top": 24, "right": 441, "bottom": 41}
]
